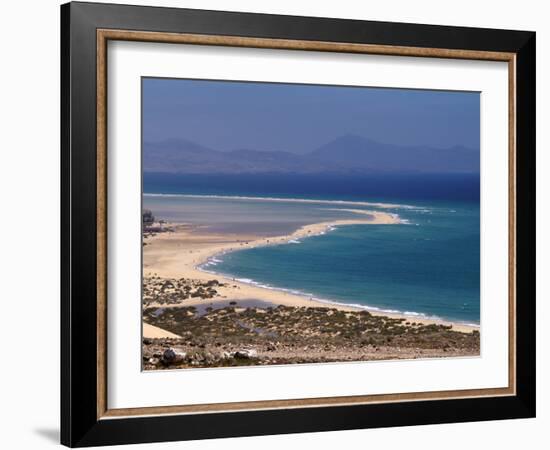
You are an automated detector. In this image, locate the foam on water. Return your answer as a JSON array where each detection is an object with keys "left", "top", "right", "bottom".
[{"left": 143, "top": 192, "right": 413, "bottom": 210}]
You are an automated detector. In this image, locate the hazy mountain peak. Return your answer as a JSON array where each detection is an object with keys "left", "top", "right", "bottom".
[
  {"left": 328, "top": 133, "right": 376, "bottom": 144},
  {"left": 143, "top": 136, "right": 479, "bottom": 175}
]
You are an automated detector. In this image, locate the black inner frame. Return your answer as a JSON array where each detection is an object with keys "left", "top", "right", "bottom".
[{"left": 61, "top": 2, "right": 536, "bottom": 447}]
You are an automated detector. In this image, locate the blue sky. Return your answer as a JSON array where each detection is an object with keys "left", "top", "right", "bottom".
[{"left": 142, "top": 77, "right": 479, "bottom": 154}]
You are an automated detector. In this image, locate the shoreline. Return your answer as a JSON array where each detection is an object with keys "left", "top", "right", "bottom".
[
  {"left": 143, "top": 192, "right": 412, "bottom": 210},
  {"left": 143, "top": 212, "right": 478, "bottom": 334}
]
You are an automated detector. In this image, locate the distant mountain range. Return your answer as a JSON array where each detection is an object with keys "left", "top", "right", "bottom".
[{"left": 143, "top": 135, "right": 479, "bottom": 175}]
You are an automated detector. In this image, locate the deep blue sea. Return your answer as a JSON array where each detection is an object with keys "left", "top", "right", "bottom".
[{"left": 143, "top": 174, "right": 480, "bottom": 325}]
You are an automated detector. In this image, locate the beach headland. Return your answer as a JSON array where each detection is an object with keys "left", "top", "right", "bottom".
[{"left": 142, "top": 210, "right": 480, "bottom": 369}]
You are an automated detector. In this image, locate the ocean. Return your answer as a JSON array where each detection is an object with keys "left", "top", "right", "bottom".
[{"left": 143, "top": 174, "right": 480, "bottom": 325}]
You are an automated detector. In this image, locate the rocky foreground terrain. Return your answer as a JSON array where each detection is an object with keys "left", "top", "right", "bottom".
[{"left": 143, "top": 303, "right": 480, "bottom": 370}]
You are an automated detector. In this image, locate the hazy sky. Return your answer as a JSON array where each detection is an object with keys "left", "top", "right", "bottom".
[{"left": 142, "top": 77, "right": 480, "bottom": 154}]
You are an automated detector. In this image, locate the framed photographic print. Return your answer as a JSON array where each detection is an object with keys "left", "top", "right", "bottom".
[{"left": 60, "top": 2, "right": 536, "bottom": 447}]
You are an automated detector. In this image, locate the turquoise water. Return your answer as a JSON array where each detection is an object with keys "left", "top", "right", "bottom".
[
  {"left": 209, "top": 202, "right": 479, "bottom": 324},
  {"left": 144, "top": 193, "right": 480, "bottom": 325}
]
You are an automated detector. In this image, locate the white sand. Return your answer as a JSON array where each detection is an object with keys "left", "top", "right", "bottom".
[{"left": 143, "top": 323, "right": 181, "bottom": 339}]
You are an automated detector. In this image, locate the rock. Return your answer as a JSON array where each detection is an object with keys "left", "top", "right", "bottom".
[
  {"left": 162, "top": 348, "right": 186, "bottom": 364},
  {"left": 143, "top": 338, "right": 152, "bottom": 345},
  {"left": 233, "top": 349, "right": 258, "bottom": 359},
  {"left": 148, "top": 357, "right": 160, "bottom": 365}
]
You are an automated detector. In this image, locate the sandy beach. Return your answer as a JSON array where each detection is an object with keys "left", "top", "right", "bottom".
[
  {"left": 143, "top": 211, "right": 478, "bottom": 334},
  {"left": 143, "top": 323, "right": 181, "bottom": 339}
]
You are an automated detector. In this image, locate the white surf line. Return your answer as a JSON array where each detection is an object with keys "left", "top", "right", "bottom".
[
  {"left": 198, "top": 213, "right": 397, "bottom": 275},
  {"left": 199, "top": 210, "right": 401, "bottom": 275},
  {"left": 201, "top": 263, "right": 479, "bottom": 329},
  {"left": 143, "top": 193, "right": 414, "bottom": 209},
  {"left": 324, "top": 207, "right": 398, "bottom": 216}
]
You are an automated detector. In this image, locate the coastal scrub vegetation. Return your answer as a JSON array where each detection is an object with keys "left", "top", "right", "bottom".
[{"left": 143, "top": 303, "right": 480, "bottom": 369}]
